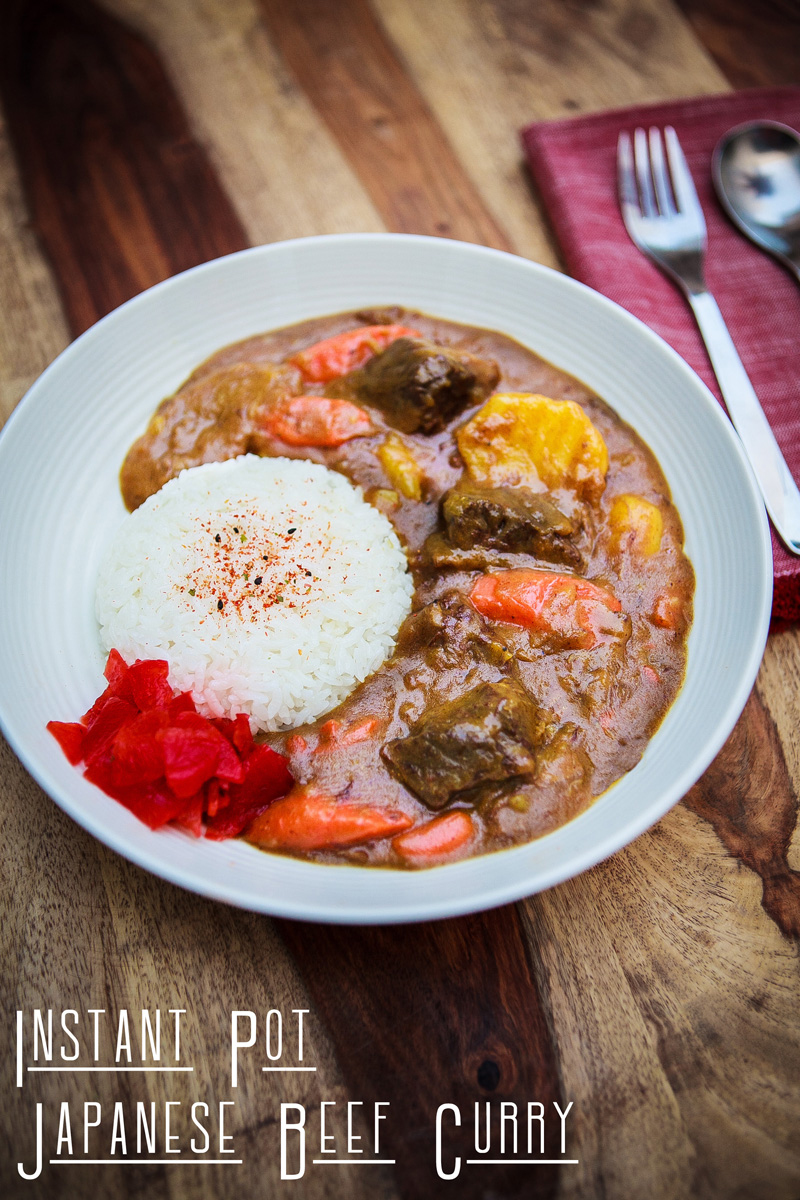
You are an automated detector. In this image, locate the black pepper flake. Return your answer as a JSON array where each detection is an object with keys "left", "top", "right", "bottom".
[
  {"left": 305, "top": 570, "right": 312, "bottom": 577},
  {"left": 287, "top": 527, "right": 296, "bottom": 534},
  {"left": 254, "top": 576, "right": 263, "bottom": 586},
  {"left": 215, "top": 533, "right": 221, "bottom": 543},
  {"left": 262, "top": 555, "right": 269, "bottom": 562},
  {"left": 217, "top": 599, "right": 224, "bottom": 610},
  {"left": 233, "top": 527, "right": 239, "bottom": 533}
]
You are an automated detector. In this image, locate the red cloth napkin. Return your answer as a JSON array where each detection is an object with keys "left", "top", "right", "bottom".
[{"left": 522, "top": 87, "right": 800, "bottom": 620}]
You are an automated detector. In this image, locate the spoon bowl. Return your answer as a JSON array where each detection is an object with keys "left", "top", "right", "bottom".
[{"left": 713, "top": 120, "right": 800, "bottom": 280}]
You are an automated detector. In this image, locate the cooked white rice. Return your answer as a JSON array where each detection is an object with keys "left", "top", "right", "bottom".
[{"left": 96, "top": 455, "right": 413, "bottom": 731}]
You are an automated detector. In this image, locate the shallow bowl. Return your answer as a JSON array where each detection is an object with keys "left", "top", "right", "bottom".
[{"left": 0, "top": 234, "right": 772, "bottom": 923}]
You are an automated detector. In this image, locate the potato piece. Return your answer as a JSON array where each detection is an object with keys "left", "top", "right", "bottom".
[
  {"left": 456, "top": 392, "right": 608, "bottom": 502},
  {"left": 366, "top": 487, "right": 401, "bottom": 515},
  {"left": 608, "top": 494, "right": 663, "bottom": 555},
  {"left": 651, "top": 590, "right": 684, "bottom": 630},
  {"left": 377, "top": 433, "right": 425, "bottom": 500}
]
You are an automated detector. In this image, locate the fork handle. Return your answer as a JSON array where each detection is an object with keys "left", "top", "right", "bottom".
[{"left": 688, "top": 289, "right": 800, "bottom": 555}]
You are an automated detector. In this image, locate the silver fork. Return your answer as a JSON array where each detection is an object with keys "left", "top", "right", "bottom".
[{"left": 618, "top": 125, "right": 800, "bottom": 555}]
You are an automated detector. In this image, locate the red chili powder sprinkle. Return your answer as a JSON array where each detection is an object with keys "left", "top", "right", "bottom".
[{"left": 179, "top": 512, "right": 328, "bottom": 624}]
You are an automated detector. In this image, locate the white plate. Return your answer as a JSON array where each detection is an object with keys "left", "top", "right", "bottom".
[{"left": 0, "top": 234, "right": 772, "bottom": 923}]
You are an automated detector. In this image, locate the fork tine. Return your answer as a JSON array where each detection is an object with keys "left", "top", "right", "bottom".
[
  {"left": 617, "top": 131, "right": 641, "bottom": 229},
  {"left": 634, "top": 127, "right": 657, "bottom": 217},
  {"left": 648, "top": 127, "right": 675, "bottom": 215},
  {"left": 663, "top": 126, "right": 704, "bottom": 222}
]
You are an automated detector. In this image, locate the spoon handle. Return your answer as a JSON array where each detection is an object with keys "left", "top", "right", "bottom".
[{"left": 688, "top": 289, "right": 800, "bottom": 555}]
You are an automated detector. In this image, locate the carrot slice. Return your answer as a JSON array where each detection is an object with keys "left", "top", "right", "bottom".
[
  {"left": 290, "top": 324, "right": 422, "bottom": 382},
  {"left": 651, "top": 590, "right": 684, "bottom": 630},
  {"left": 470, "top": 568, "right": 623, "bottom": 650},
  {"left": 247, "top": 788, "right": 413, "bottom": 851},
  {"left": 315, "top": 717, "right": 380, "bottom": 751},
  {"left": 264, "top": 396, "right": 372, "bottom": 447},
  {"left": 393, "top": 811, "right": 475, "bottom": 861}
]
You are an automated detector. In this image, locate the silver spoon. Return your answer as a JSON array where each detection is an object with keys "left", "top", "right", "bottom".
[{"left": 713, "top": 120, "right": 800, "bottom": 283}]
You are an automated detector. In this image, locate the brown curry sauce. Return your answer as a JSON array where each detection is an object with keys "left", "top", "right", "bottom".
[{"left": 120, "top": 309, "right": 694, "bottom": 868}]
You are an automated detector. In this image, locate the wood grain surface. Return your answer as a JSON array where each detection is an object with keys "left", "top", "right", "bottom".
[
  {"left": 676, "top": 0, "right": 800, "bottom": 88},
  {"left": 259, "top": 0, "right": 512, "bottom": 249},
  {"left": 0, "top": 0, "right": 248, "bottom": 334},
  {"left": 2, "top": 1, "right": 799, "bottom": 1199},
  {"left": 280, "top": 910, "right": 563, "bottom": 1200}
]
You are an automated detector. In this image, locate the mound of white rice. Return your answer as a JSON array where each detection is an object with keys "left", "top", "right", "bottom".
[{"left": 96, "top": 456, "right": 414, "bottom": 731}]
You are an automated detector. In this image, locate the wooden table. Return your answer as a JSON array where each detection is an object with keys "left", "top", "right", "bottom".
[{"left": 2, "top": 2, "right": 799, "bottom": 1197}]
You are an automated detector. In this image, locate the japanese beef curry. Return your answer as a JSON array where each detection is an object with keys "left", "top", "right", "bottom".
[{"left": 121, "top": 309, "right": 694, "bottom": 868}]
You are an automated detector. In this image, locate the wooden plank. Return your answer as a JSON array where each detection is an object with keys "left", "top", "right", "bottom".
[
  {"left": 0, "top": 0, "right": 248, "bottom": 334},
  {"left": 280, "top": 909, "right": 563, "bottom": 1200},
  {"left": 0, "top": 112, "right": 69, "bottom": 422},
  {"left": 520, "top": 868, "right": 695, "bottom": 1200},
  {"left": 256, "top": 0, "right": 513, "bottom": 250},
  {"left": 533, "top": 800, "right": 800, "bottom": 1200},
  {"left": 758, "top": 629, "right": 800, "bottom": 870},
  {"left": 675, "top": 0, "right": 800, "bottom": 88},
  {"left": 102, "top": 0, "right": 384, "bottom": 244},
  {"left": 371, "top": 0, "right": 727, "bottom": 264},
  {"left": 685, "top": 688, "right": 800, "bottom": 935}
]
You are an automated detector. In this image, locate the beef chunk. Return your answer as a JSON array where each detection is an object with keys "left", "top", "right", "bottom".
[
  {"left": 395, "top": 592, "right": 484, "bottom": 653},
  {"left": 421, "top": 532, "right": 564, "bottom": 575},
  {"left": 394, "top": 592, "right": 513, "bottom": 671},
  {"left": 383, "top": 679, "right": 548, "bottom": 809},
  {"left": 354, "top": 306, "right": 408, "bottom": 325},
  {"left": 351, "top": 338, "right": 499, "bottom": 434},
  {"left": 442, "top": 479, "right": 582, "bottom": 567}
]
